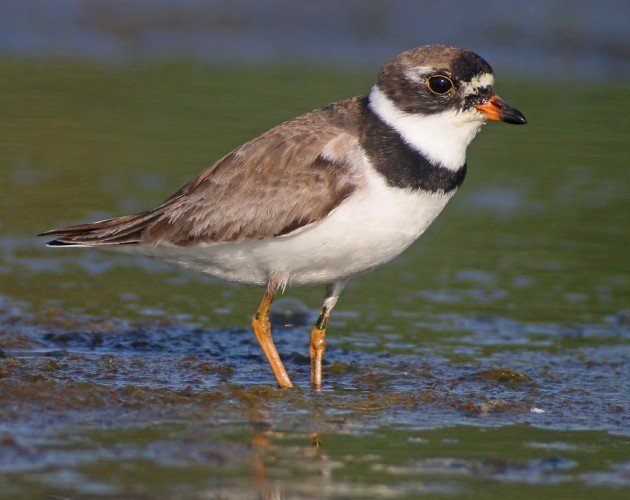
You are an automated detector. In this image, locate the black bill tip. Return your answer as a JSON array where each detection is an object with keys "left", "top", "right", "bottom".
[{"left": 501, "top": 105, "right": 527, "bottom": 125}]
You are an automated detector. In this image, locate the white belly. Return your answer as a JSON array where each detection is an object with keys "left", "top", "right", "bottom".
[{"left": 122, "top": 169, "right": 455, "bottom": 287}]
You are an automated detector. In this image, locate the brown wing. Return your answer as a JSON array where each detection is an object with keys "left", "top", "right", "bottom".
[{"left": 40, "top": 97, "right": 365, "bottom": 246}]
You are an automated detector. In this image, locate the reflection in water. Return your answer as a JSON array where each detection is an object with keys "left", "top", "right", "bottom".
[{"left": 251, "top": 428, "right": 345, "bottom": 498}]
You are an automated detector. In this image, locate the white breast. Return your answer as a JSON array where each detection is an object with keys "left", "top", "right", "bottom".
[{"left": 131, "top": 160, "right": 455, "bottom": 287}]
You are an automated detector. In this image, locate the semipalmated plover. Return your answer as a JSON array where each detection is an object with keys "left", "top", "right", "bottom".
[{"left": 40, "top": 45, "right": 526, "bottom": 390}]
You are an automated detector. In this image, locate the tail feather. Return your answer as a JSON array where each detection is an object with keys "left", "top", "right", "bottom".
[{"left": 38, "top": 210, "right": 163, "bottom": 246}]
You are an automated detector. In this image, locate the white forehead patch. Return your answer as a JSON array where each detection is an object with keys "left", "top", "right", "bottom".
[
  {"left": 460, "top": 72, "right": 495, "bottom": 96},
  {"left": 470, "top": 72, "right": 495, "bottom": 88}
]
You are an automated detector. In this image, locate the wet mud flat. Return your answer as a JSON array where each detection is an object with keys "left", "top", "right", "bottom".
[{"left": 1, "top": 302, "right": 628, "bottom": 498}]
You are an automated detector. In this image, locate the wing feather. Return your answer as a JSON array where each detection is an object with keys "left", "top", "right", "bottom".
[{"left": 41, "top": 97, "right": 365, "bottom": 247}]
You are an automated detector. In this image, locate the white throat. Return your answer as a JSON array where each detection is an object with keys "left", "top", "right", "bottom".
[{"left": 368, "top": 85, "right": 485, "bottom": 171}]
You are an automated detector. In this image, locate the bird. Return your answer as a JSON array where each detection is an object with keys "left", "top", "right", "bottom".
[{"left": 40, "top": 45, "right": 527, "bottom": 390}]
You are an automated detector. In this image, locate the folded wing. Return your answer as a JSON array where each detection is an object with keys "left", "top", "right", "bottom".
[{"left": 40, "top": 98, "right": 363, "bottom": 247}]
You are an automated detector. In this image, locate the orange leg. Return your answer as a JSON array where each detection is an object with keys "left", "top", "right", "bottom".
[
  {"left": 251, "top": 287, "right": 293, "bottom": 388},
  {"left": 310, "top": 281, "right": 345, "bottom": 390},
  {"left": 310, "top": 308, "right": 329, "bottom": 390}
]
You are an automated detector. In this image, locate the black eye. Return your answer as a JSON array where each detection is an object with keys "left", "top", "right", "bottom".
[{"left": 426, "top": 75, "right": 454, "bottom": 95}]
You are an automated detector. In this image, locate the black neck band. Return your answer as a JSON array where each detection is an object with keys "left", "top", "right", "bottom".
[{"left": 359, "top": 97, "right": 467, "bottom": 193}]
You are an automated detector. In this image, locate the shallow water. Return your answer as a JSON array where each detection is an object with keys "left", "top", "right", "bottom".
[{"left": 0, "top": 62, "right": 628, "bottom": 498}]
